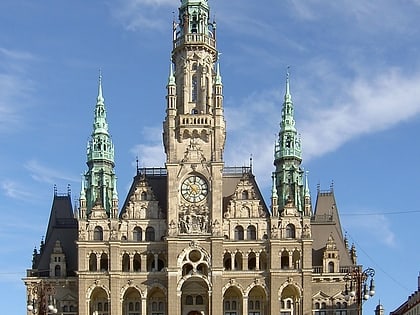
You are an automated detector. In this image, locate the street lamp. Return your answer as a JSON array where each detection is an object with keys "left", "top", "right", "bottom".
[
  {"left": 27, "top": 280, "right": 58, "bottom": 314},
  {"left": 344, "top": 267, "right": 376, "bottom": 315}
]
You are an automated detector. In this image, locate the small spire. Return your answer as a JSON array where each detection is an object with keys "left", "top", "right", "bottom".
[
  {"left": 305, "top": 170, "right": 310, "bottom": 197},
  {"left": 285, "top": 66, "right": 292, "bottom": 103},
  {"left": 215, "top": 62, "right": 222, "bottom": 85},
  {"left": 80, "top": 174, "right": 86, "bottom": 199},
  {"left": 97, "top": 69, "right": 104, "bottom": 103},
  {"left": 112, "top": 176, "right": 118, "bottom": 199},
  {"left": 271, "top": 173, "right": 277, "bottom": 196},
  {"left": 168, "top": 62, "right": 176, "bottom": 85}
]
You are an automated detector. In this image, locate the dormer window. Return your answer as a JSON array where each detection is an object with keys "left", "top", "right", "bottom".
[{"left": 55, "top": 265, "right": 61, "bottom": 277}]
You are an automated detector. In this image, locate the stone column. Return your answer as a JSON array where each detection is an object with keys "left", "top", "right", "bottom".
[
  {"left": 231, "top": 252, "right": 235, "bottom": 270},
  {"left": 242, "top": 254, "right": 248, "bottom": 271},
  {"left": 256, "top": 252, "right": 260, "bottom": 271},
  {"left": 141, "top": 296, "right": 147, "bottom": 315},
  {"left": 288, "top": 251, "right": 293, "bottom": 269},
  {"left": 242, "top": 296, "right": 249, "bottom": 315},
  {"left": 140, "top": 254, "right": 147, "bottom": 272}
]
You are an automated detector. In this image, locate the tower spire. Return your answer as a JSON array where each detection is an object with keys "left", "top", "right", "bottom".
[
  {"left": 273, "top": 69, "right": 304, "bottom": 213},
  {"left": 80, "top": 72, "right": 118, "bottom": 218}
]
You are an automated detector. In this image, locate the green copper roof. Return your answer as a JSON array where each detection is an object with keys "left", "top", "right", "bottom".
[
  {"left": 273, "top": 70, "right": 305, "bottom": 213},
  {"left": 82, "top": 73, "right": 118, "bottom": 217},
  {"left": 274, "top": 70, "right": 302, "bottom": 160}
]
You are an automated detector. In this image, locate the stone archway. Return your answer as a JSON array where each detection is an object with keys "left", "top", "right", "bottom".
[{"left": 181, "top": 277, "right": 209, "bottom": 315}]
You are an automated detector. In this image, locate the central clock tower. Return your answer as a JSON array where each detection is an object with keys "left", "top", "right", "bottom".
[{"left": 163, "top": 0, "right": 224, "bottom": 237}]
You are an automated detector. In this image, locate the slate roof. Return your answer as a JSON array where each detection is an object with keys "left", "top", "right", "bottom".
[
  {"left": 311, "top": 190, "right": 353, "bottom": 267},
  {"left": 32, "top": 194, "right": 78, "bottom": 277}
]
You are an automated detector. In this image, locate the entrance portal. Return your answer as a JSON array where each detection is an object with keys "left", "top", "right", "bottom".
[{"left": 187, "top": 311, "right": 202, "bottom": 315}]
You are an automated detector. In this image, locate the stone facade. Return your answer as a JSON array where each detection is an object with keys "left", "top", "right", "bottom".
[{"left": 23, "top": 1, "right": 366, "bottom": 315}]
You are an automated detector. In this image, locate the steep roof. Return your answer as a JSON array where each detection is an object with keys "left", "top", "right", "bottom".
[
  {"left": 311, "top": 189, "right": 353, "bottom": 267},
  {"left": 33, "top": 194, "right": 78, "bottom": 276}
]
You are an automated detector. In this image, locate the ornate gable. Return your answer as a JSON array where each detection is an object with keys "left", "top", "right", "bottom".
[
  {"left": 224, "top": 173, "right": 266, "bottom": 219},
  {"left": 121, "top": 176, "right": 163, "bottom": 220}
]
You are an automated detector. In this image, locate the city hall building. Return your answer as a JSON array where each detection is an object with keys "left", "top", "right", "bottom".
[{"left": 24, "top": 1, "right": 364, "bottom": 314}]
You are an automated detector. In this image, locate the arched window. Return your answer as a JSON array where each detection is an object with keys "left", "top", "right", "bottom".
[
  {"left": 281, "top": 298, "right": 294, "bottom": 315},
  {"left": 234, "top": 252, "right": 243, "bottom": 270},
  {"left": 133, "top": 253, "right": 141, "bottom": 272},
  {"left": 328, "top": 261, "right": 334, "bottom": 273},
  {"left": 133, "top": 227, "right": 142, "bottom": 241},
  {"left": 223, "top": 252, "right": 232, "bottom": 270},
  {"left": 54, "top": 265, "right": 61, "bottom": 277},
  {"left": 145, "top": 227, "right": 155, "bottom": 241},
  {"left": 93, "top": 226, "right": 103, "bottom": 241},
  {"left": 247, "top": 225, "right": 257, "bottom": 240},
  {"left": 122, "top": 253, "right": 130, "bottom": 272},
  {"left": 241, "top": 190, "right": 249, "bottom": 199},
  {"left": 248, "top": 252, "right": 256, "bottom": 270},
  {"left": 197, "top": 263, "right": 208, "bottom": 276},
  {"left": 234, "top": 226, "right": 244, "bottom": 240},
  {"left": 285, "top": 224, "right": 295, "bottom": 238},
  {"left": 196, "top": 295, "right": 204, "bottom": 305},
  {"left": 100, "top": 253, "right": 108, "bottom": 271},
  {"left": 182, "top": 263, "right": 193, "bottom": 276},
  {"left": 259, "top": 251, "right": 268, "bottom": 270},
  {"left": 281, "top": 250, "right": 289, "bottom": 269},
  {"left": 186, "top": 295, "right": 193, "bottom": 305},
  {"left": 141, "top": 191, "right": 147, "bottom": 201},
  {"left": 89, "top": 253, "right": 97, "bottom": 271}
]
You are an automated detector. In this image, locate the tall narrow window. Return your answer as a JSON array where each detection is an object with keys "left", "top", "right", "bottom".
[
  {"left": 54, "top": 265, "right": 61, "bottom": 277},
  {"left": 285, "top": 224, "right": 295, "bottom": 238},
  {"left": 234, "top": 226, "right": 244, "bottom": 240},
  {"left": 145, "top": 227, "right": 155, "bottom": 241},
  {"left": 89, "top": 253, "right": 97, "bottom": 271},
  {"left": 122, "top": 253, "right": 130, "bottom": 272},
  {"left": 247, "top": 225, "right": 257, "bottom": 240},
  {"left": 94, "top": 226, "right": 103, "bottom": 241},
  {"left": 100, "top": 253, "right": 109, "bottom": 271},
  {"left": 133, "top": 253, "right": 141, "bottom": 272},
  {"left": 133, "top": 227, "right": 142, "bottom": 241},
  {"left": 192, "top": 75, "right": 198, "bottom": 102}
]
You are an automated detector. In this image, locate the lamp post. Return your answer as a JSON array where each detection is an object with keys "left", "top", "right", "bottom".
[
  {"left": 344, "top": 267, "right": 376, "bottom": 315},
  {"left": 27, "top": 280, "right": 58, "bottom": 314}
]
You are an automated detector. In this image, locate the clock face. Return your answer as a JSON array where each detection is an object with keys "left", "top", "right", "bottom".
[{"left": 181, "top": 175, "right": 208, "bottom": 203}]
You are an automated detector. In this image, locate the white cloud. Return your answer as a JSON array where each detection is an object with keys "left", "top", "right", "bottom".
[
  {"left": 24, "top": 159, "right": 79, "bottom": 185},
  {"left": 130, "top": 126, "right": 166, "bottom": 167},
  {"left": 0, "top": 48, "right": 35, "bottom": 134},
  {"left": 1, "top": 180, "right": 34, "bottom": 200},
  {"left": 112, "top": 0, "right": 178, "bottom": 32},
  {"left": 131, "top": 143, "right": 165, "bottom": 167},
  {"left": 301, "top": 68, "right": 420, "bottom": 160},
  {"left": 128, "top": 67, "right": 420, "bottom": 196},
  {"left": 343, "top": 214, "right": 396, "bottom": 247}
]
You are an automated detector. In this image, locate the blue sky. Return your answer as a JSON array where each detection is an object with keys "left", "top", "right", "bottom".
[{"left": 1, "top": 0, "right": 419, "bottom": 313}]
